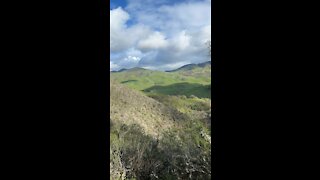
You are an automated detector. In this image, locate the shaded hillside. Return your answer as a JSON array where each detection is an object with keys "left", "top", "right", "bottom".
[{"left": 144, "top": 82, "right": 211, "bottom": 98}]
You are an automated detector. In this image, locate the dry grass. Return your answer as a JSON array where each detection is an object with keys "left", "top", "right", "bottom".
[{"left": 110, "top": 81, "right": 186, "bottom": 137}]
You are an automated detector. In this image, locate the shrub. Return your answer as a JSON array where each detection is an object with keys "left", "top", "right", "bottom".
[{"left": 110, "top": 120, "right": 211, "bottom": 180}]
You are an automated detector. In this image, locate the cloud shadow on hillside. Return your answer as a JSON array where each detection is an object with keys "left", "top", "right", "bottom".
[
  {"left": 121, "top": 79, "right": 138, "bottom": 84},
  {"left": 143, "top": 82, "right": 211, "bottom": 99}
]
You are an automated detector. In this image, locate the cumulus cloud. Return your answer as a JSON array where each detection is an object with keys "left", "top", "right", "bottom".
[
  {"left": 110, "top": 0, "right": 211, "bottom": 71},
  {"left": 137, "top": 32, "right": 168, "bottom": 51},
  {"left": 110, "top": 7, "right": 151, "bottom": 52},
  {"left": 110, "top": 61, "right": 119, "bottom": 70}
]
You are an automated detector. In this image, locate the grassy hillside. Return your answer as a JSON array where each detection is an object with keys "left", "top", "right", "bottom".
[
  {"left": 110, "top": 81, "right": 211, "bottom": 180},
  {"left": 111, "top": 61, "right": 211, "bottom": 98},
  {"left": 110, "top": 62, "right": 212, "bottom": 179},
  {"left": 148, "top": 94, "right": 211, "bottom": 127},
  {"left": 167, "top": 61, "right": 211, "bottom": 78},
  {"left": 110, "top": 80, "right": 186, "bottom": 136}
]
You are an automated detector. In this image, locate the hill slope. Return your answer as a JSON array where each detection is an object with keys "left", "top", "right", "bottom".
[
  {"left": 110, "top": 61, "right": 211, "bottom": 98},
  {"left": 110, "top": 81, "right": 185, "bottom": 136},
  {"left": 110, "top": 81, "right": 211, "bottom": 180},
  {"left": 167, "top": 61, "right": 211, "bottom": 71}
]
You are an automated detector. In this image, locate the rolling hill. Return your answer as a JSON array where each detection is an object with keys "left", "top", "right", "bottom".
[
  {"left": 110, "top": 61, "right": 211, "bottom": 98},
  {"left": 166, "top": 61, "right": 211, "bottom": 72}
]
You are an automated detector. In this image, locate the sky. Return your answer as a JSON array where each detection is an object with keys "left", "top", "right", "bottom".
[{"left": 110, "top": 0, "right": 211, "bottom": 71}]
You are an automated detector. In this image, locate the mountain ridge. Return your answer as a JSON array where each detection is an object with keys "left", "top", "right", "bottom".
[
  {"left": 111, "top": 61, "right": 211, "bottom": 73},
  {"left": 166, "top": 61, "right": 211, "bottom": 72}
]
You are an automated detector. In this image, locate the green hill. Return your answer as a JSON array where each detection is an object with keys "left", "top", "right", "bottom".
[
  {"left": 167, "top": 61, "right": 211, "bottom": 77},
  {"left": 110, "top": 61, "right": 211, "bottom": 98}
]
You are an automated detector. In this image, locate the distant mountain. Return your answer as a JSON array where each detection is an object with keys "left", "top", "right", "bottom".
[
  {"left": 166, "top": 61, "right": 211, "bottom": 72},
  {"left": 111, "top": 68, "right": 127, "bottom": 73},
  {"left": 111, "top": 67, "right": 148, "bottom": 73},
  {"left": 111, "top": 61, "right": 211, "bottom": 73},
  {"left": 127, "top": 67, "right": 148, "bottom": 71}
]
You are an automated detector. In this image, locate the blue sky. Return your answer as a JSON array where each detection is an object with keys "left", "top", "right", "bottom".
[
  {"left": 110, "top": 0, "right": 190, "bottom": 9},
  {"left": 110, "top": 0, "right": 127, "bottom": 10},
  {"left": 110, "top": 0, "right": 211, "bottom": 71}
]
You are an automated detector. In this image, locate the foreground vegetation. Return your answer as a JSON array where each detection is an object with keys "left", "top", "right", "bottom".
[{"left": 110, "top": 119, "right": 211, "bottom": 180}]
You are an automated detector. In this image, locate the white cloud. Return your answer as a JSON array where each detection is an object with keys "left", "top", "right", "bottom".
[
  {"left": 110, "top": 0, "right": 211, "bottom": 71},
  {"left": 110, "top": 7, "right": 151, "bottom": 52},
  {"left": 110, "top": 61, "right": 119, "bottom": 71},
  {"left": 124, "top": 56, "right": 141, "bottom": 63},
  {"left": 170, "top": 30, "right": 191, "bottom": 51},
  {"left": 110, "top": 7, "right": 130, "bottom": 52},
  {"left": 137, "top": 32, "right": 168, "bottom": 51}
]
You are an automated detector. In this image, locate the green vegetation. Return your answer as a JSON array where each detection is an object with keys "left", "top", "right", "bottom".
[
  {"left": 144, "top": 82, "right": 211, "bottom": 99},
  {"left": 110, "top": 62, "right": 212, "bottom": 179},
  {"left": 110, "top": 61, "right": 211, "bottom": 97},
  {"left": 148, "top": 94, "right": 211, "bottom": 127}
]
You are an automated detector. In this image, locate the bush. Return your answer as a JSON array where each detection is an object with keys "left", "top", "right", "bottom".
[{"left": 110, "top": 120, "right": 211, "bottom": 180}]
